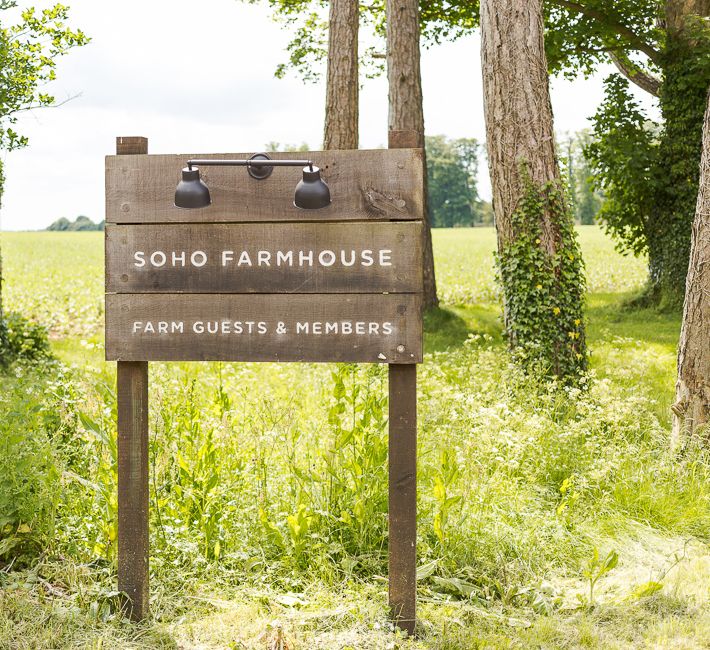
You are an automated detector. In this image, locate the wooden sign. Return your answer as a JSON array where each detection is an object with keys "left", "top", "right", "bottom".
[
  {"left": 105, "top": 222, "right": 423, "bottom": 294},
  {"left": 108, "top": 138, "right": 422, "bottom": 634},
  {"left": 105, "top": 148, "right": 425, "bottom": 224},
  {"left": 105, "top": 148, "right": 424, "bottom": 364},
  {"left": 106, "top": 294, "right": 422, "bottom": 362}
]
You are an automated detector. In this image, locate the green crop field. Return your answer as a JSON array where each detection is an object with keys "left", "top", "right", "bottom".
[{"left": 0, "top": 226, "right": 708, "bottom": 649}]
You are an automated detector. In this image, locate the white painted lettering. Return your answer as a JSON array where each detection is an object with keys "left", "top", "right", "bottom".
[
  {"left": 318, "top": 250, "right": 336, "bottom": 267},
  {"left": 150, "top": 251, "right": 167, "bottom": 267},
  {"left": 191, "top": 251, "right": 207, "bottom": 267},
  {"left": 379, "top": 250, "right": 392, "bottom": 266},
  {"left": 134, "top": 252, "right": 146, "bottom": 268},
  {"left": 222, "top": 250, "right": 234, "bottom": 266},
  {"left": 276, "top": 250, "right": 293, "bottom": 266},
  {"left": 238, "top": 251, "right": 252, "bottom": 266},
  {"left": 299, "top": 250, "right": 314, "bottom": 266},
  {"left": 132, "top": 321, "right": 143, "bottom": 333},
  {"left": 172, "top": 251, "right": 186, "bottom": 266},
  {"left": 382, "top": 322, "right": 393, "bottom": 335},
  {"left": 361, "top": 250, "right": 374, "bottom": 266},
  {"left": 258, "top": 250, "right": 272, "bottom": 266},
  {"left": 340, "top": 250, "right": 356, "bottom": 266}
]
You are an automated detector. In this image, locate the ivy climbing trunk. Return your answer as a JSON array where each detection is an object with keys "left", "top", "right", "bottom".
[
  {"left": 647, "top": 0, "right": 710, "bottom": 309},
  {"left": 672, "top": 89, "right": 710, "bottom": 444},
  {"left": 323, "top": 0, "right": 359, "bottom": 150},
  {"left": 480, "top": 0, "right": 587, "bottom": 378},
  {"left": 386, "top": 0, "right": 438, "bottom": 309}
]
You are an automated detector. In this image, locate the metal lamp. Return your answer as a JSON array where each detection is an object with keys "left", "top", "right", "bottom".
[
  {"left": 174, "top": 153, "right": 331, "bottom": 210},
  {"left": 175, "top": 167, "right": 211, "bottom": 208}
]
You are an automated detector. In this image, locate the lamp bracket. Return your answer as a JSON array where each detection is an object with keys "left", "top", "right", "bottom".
[{"left": 246, "top": 153, "right": 273, "bottom": 180}]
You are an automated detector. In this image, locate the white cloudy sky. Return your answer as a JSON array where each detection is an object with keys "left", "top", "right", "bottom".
[{"left": 0, "top": 0, "right": 657, "bottom": 231}]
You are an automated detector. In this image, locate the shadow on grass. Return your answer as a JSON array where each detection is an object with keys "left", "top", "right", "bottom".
[
  {"left": 424, "top": 304, "right": 503, "bottom": 353},
  {"left": 585, "top": 293, "right": 681, "bottom": 351}
]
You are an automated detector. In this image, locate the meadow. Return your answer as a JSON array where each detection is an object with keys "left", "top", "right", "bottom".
[{"left": 0, "top": 226, "right": 708, "bottom": 649}]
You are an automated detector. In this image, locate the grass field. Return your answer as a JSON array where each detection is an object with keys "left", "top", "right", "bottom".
[{"left": 0, "top": 226, "right": 708, "bottom": 649}]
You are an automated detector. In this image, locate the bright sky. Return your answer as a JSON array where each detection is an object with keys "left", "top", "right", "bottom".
[{"left": 0, "top": 0, "right": 657, "bottom": 231}]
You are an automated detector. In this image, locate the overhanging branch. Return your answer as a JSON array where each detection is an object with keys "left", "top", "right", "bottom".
[
  {"left": 551, "top": 0, "right": 662, "bottom": 64},
  {"left": 609, "top": 52, "right": 661, "bottom": 96}
]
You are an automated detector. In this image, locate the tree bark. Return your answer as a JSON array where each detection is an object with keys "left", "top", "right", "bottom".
[
  {"left": 323, "top": 0, "right": 359, "bottom": 150},
  {"left": 386, "top": 0, "right": 438, "bottom": 309},
  {"left": 481, "top": 0, "right": 562, "bottom": 255},
  {"left": 672, "top": 89, "right": 710, "bottom": 444},
  {"left": 480, "top": 0, "right": 587, "bottom": 377}
]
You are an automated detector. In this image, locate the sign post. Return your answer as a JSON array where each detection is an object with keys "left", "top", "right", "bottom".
[{"left": 107, "top": 136, "right": 424, "bottom": 632}]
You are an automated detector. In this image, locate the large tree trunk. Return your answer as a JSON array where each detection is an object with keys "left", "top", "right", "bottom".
[
  {"left": 481, "top": 0, "right": 559, "bottom": 250},
  {"left": 323, "top": 0, "right": 359, "bottom": 150},
  {"left": 644, "top": 0, "right": 710, "bottom": 309},
  {"left": 672, "top": 89, "right": 710, "bottom": 444},
  {"left": 386, "top": 0, "right": 438, "bottom": 309},
  {"left": 480, "top": 0, "right": 587, "bottom": 378}
]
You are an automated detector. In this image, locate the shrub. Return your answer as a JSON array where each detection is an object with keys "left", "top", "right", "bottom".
[
  {"left": 0, "top": 368, "right": 61, "bottom": 562},
  {"left": 0, "top": 312, "right": 51, "bottom": 367}
]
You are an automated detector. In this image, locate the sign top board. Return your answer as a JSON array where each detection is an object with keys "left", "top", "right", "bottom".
[
  {"left": 105, "top": 148, "right": 424, "bottom": 364},
  {"left": 106, "top": 148, "right": 425, "bottom": 224}
]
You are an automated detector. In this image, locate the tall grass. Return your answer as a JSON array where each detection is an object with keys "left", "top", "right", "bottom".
[{"left": 0, "top": 227, "right": 707, "bottom": 648}]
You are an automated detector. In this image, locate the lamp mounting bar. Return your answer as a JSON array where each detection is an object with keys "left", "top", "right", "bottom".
[{"left": 187, "top": 159, "right": 313, "bottom": 169}]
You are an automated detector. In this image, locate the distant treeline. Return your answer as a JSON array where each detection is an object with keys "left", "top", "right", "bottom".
[
  {"left": 425, "top": 131, "right": 604, "bottom": 228},
  {"left": 47, "top": 216, "right": 104, "bottom": 231}
]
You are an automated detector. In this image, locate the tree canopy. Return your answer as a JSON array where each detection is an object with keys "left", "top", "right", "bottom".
[{"left": 0, "top": 2, "right": 89, "bottom": 161}]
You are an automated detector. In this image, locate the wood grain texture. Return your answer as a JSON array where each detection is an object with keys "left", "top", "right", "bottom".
[
  {"left": 106, "top": 222, "right": 424, "bottom": 294},
  {"left": 115, "top": 136, "right": 150, "bottom": 623},
  {"left": 117, "top": 361, "right": 149, "bottom": 621},
  {"left": 116, "top": 136, "right": 148, "bottom": 155},
  {"left": 106, "top": 148, "right": 425, "bottom": 224},
  {"left": 388, "top": 363, "right": 417, "bottom": 635},
  {"left": 106, "top": 293, "right": 422, "bottom": 363}
]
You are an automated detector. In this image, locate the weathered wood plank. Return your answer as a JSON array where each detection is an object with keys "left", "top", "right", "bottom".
[
  {"left": 115, "top": 134, "right": 150, "bottom": 624},
  {"left": 106, "top": 222, "right": 424, "bottom": 294},
  {"left": 106, "top": 293, "right": 422, "bottom": 363},
  {"left": 388, "top": 363, "right": 417, "bottom": 635},
  {"left": 105, "top": 148, "right": 425, "bottom": 223},
  {"left": 117, "top": 360, "right": 149, "bottom": 620}
]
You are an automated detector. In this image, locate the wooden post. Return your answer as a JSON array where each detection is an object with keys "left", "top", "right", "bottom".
[
  {"left": 116, "top": 136, "right": 150, "bottom": 620},
  {"left": 388, "top": 128, "right": 419, "bottom": 636}
]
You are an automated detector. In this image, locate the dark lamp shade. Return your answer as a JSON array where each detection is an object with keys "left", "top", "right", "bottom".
[
  {"left": 294, "top": 166, "right": 331, "bottom": 210},
  {"left": 175, "top": 167, "right": 211, "bottom": 209}
]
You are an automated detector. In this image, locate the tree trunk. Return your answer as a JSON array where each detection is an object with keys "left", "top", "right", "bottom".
[
  {"left": 323, "top": 0, "right": 359, "bottom": 150},
  {"left": 672, "top": 89, "right": 710, "bottom": 444},
  {"left": 480, "top": 0, "right": 587, "bottom": 378},
  {"left": 481, "top": 0, "right": 560, "bottom": 250},
  {"left": 386, "top": 0, "right": 438, "bottom": 309},
  {"left": 643, "top": 0, "right": 710, "bottom": 309}
]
